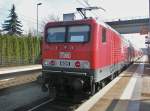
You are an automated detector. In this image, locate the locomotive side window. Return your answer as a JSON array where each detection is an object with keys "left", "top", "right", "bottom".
[
  {"left": 67, "top": 25, "right": 90, "bottom": 42},
  {"left": 102, "top": 28, "right": 106, "bottom": 43},
  {"left": 47, "top": 27, "right": 66, "bottom": 42}
]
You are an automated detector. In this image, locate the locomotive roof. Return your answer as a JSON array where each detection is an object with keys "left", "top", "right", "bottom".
[
  {"left": 46, "top": 18, "right": 128, "bottom": 42},
  {"left": 94, "top": 18, "right": 130, "bottom": 44},
  {"left": 95, "top": 18, "right": 121, "bottom": 36}
]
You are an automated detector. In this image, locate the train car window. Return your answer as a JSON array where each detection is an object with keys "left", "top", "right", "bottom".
[
  {"left": 67, "top": 25, "right": 90, "bottom": 42},
  {"left": 47, "top": 27, "right": 66, "bottom": 42},
  {"left": 102, "top": 28, "right": 106, "bottom": 43}
]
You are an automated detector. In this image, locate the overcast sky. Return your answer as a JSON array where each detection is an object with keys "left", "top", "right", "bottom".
[{"left": 0, "top": 0, "right": 148, "bottom": 48}]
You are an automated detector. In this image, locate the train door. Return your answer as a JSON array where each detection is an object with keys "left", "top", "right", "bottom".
[
  {"left": 101, "top": 28, "right": 107, "bottom": 67},
  {"left": 112, "top": 32, "right": 116, "bottom": 73},
  {"left": 113, "top": 33, "right": 118, "bottom": 73},
  {"left": 128, "top": 47, "right": 131, "bottom": 63},
  {"left": 110, "top": 32, "right": 113, "bottom": 65},
  {"left": 110, "top": 31, "right": 114, "bottom": 73},
  {"left": 107, "top": 30, "right": 111, "bottom": 66}
]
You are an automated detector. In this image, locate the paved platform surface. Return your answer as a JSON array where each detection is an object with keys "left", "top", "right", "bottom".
[
  {"left": 0, "top": 65, "right": 42, "bottom": 89},
  {"left": 88, "top": 56, "right": 150, "bottom": 111},
  {"left": 0, "top": 65, "right": 42, "bottom": 75}
]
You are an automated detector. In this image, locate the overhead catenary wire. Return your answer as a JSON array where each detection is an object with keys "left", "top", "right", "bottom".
[
  {"left": 75, "top": 0, "right": 87, "bottom": 7},
  {"left": 83, "top": 0, "right": 105, "bottom": 18},
  {"left": 75, "top": 0, "right": 98, "bottom": 18},
  {"left": 75, "top": 0, "right": 105, "bottom": 19}
]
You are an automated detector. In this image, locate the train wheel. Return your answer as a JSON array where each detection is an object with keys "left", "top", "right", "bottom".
[
  {"left": 95, "top": 83, "right": 101, "bottom": 92},
  {"left": 91, "top": 83, "right": 95, "bottom": 95},
  {"left": 90, "top": 76, "right": 95, "bottom": 95},
  {"left": 101, "top": 81, "right": 106, "bottom": 88},
  {"left": 110, "top": 74, "right": 115, "bottom": 80},
  {"left": 115, "top": 71, "right": 119, "bottom": 77}
]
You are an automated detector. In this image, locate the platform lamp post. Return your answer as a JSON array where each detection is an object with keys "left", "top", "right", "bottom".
[
  {"left": 148, "top": 0, "right": 150, "bottom": 63},
  {"left": 149, "top": 0, "right": 150, "bottom": 33},
  {"left": 37, "top": 3, "right": 42, "bottom": 37},
  {"left": 149, "top": 0, "right": 150, "bottom": 37},
  {"left": 145, "top": 36, "right": 150, "bottom": 63}
]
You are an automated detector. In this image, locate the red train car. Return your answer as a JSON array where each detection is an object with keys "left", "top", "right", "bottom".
[{"left": 40, "top": 18, "right": 141, "bottom": 96}]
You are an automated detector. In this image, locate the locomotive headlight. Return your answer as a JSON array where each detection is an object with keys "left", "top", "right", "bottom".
[
  {"left": 43, "top": 60, "right": 49, "bottom": 66},
  {"left": 74, "top": 61, "right": 90, "bottom": 69},
  {"left": 75, "top": 61, "right": 81, "bottom": 68},
  {"left": 43, "top": 59, "right": 56, "bottom": 66},
  {"left": 81, "top": 61, "right": 90, "bottom": 69},
  {"left": 49, "top": 60, "right": 56, "bottom": 66}
]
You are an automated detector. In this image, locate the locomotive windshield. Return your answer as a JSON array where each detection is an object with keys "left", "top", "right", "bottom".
[
  {"left": 47, "top": 27, "right": 66, "bottom": 42},
  {"left": 46, "top": 25, "right": 90, "bottom": 43}
]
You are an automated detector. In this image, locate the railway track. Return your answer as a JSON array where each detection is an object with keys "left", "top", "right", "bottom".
[
  {"left": 18, "top": 96, "right": 86, "bottom": 111},
  {"left": 16, "top": 77, "right": 112, "bottom": 111},
  {"left": 28, "top": 98, "right": 81, "bottom": 111}
]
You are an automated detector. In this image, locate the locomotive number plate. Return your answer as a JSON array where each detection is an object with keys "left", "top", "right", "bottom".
[
  {"left": 59, "top": 52, "right": 71, "bottom": 59},
  {"left": 60, "top": 61, "right": 70, "bottom": 67}
]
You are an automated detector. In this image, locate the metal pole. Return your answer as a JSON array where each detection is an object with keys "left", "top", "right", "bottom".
[
  {"left": 37, "top": 3, "right": 42, "bottom": 37},
  {"left": 148, "top": 0, "right": 150, "bottom": 63},
  {"left": 149, "top": 0, "right": 150, "bottom": 33},
  {"left": 37, "top": 4, "right": 38, "bottom": 36}
]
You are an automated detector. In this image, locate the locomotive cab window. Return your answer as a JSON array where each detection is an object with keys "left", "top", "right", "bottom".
[
  {"left": 102, "top": 28, "right": 106, "bottom": 43},
  {"left": 47, "top": 27, "right": 66, "bottom": 43},
  {"left": 67, "top": 25, "right": 90, "bottom": 42},
  {"left": 46, "top": 25, "right": 90, "bottom": 43}
]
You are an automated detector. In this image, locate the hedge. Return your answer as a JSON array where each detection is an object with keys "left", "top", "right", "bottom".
[{"left": 0, "top": 35, "right": 41, "bottom": 66}]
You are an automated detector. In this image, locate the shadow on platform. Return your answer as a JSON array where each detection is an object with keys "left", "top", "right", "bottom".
[{"left": 105, "top": 99, "right": 150, "bottom": 111}]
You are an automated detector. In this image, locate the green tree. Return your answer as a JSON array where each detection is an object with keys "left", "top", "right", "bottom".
[{"left": 2, "top": 4, "right": 23, "bottom": 35}]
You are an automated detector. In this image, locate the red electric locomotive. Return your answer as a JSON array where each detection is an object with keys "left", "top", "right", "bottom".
[{"left": 40, "top": 18, "right": 141, "bottom": 96}]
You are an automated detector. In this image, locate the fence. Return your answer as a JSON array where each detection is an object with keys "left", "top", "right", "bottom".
[{"left": 0, "top": 35, "right": 41, "bottom": 66}]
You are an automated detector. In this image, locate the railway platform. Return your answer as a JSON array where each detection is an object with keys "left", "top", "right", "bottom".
[
  {"left": 76, "top": 55, "right": 150, "bottom": 111},
  {"left": 0, "top": 65, "right": 42, "bottom": 89},
  {"left": 0, "top": 65, "right": 42, "bottom": 75}
]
